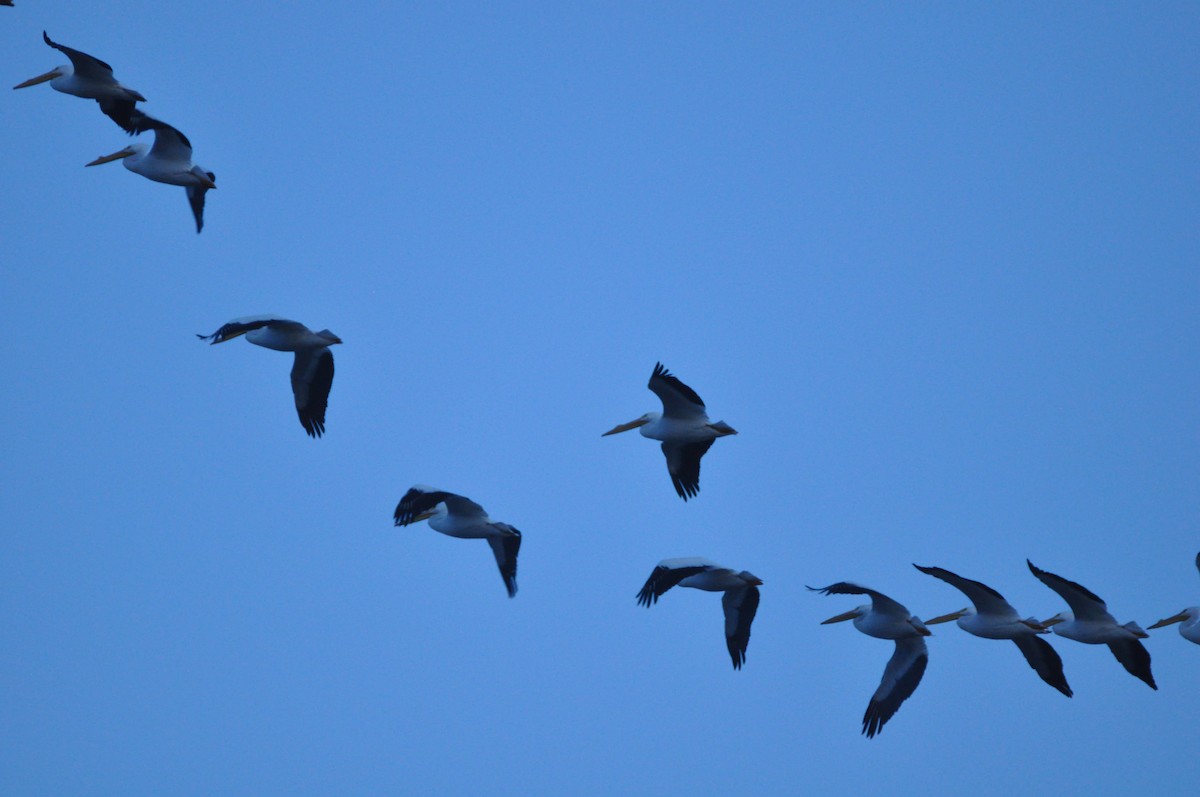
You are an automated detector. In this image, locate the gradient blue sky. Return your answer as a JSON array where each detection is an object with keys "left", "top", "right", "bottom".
[{"left": 3, "top": 3, "right": 1198, "bottom": 795}]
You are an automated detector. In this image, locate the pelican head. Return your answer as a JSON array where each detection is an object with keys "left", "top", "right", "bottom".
[
  {"left": 1149, "top": 607, "right": 1200, "bottom": 629},
  {"left": 909, "top": 616, "right": 932, "bottom": 637},
  {"left": 13, "top": 64, "right": 67, "bottom": 90},
  {"left": 738, "top": 571, "right": 764, "bottom": 587},
  {"left": 85, "top": 143, "right": 146, "bottom": 167},
  {"left": 602, "top": 412, "right": 655, "bottom": 436},
  {"left": 821, "top": 605, "right": 867, "bottom": 625},
  {"left": 316, "top": 329, "right": 343, "bottom": 346},
  {"left": 925, "top": 607, "right": 971, "bottom": 625},
  {"left": 706, "top": 420, "right": 738, "bottom": 436}
]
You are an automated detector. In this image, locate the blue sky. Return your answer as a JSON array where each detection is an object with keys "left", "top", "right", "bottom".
[{"left": 2, "top": 3, "right": 1198, "bottom": 794}]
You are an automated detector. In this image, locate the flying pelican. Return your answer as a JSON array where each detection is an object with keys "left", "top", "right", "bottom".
[
  {"left": 1027, "top": 560, "right": 1156, "bottom": 689},
  {"left": 197, "top": 316, "right": 340, "bottom": 438},
  {"left": 14, "top": 32, "right": 146, "bottom": 132},
  {"left": 393, "top": 486, "right": 522, "bottom": 598},
  {"left": 809, "top": 582, "right": 930, "bottom": 738},
  {"left": 602, "top": 363, "right": 737, "bottom": 501},
  {"left": 917, "top": 564, "right": 1071, "bottom": 697},
  {"left": 85, "top": 111, "right": 216, "bottom": 232},
  {"left": 636, "top": 558, "right": 761, "bottom": 669},
  {"left": 1147, "top": 551, "right": 1200, "bottom": 645}
]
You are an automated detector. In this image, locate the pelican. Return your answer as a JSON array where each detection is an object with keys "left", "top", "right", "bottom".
[
  {"left": 1147, "top": 551, "right": 1200, "bottom": 645},
  {"left": 809, "top": 582, "right": 930, "bottom": 738},
  {"left": 636, "top": 558, "right": 761, "bottom": 669},
  {"left": 917, "top": 564, "right": 1071, "bottom": 697},
  {"left": 602, "top": 363, "right": 737, "bottom": 501},
  {"left": 1027, "top": 560, "right": 1156, "bottom": 689},
  {"left": 197, "top": 316, "right": 340, "bottom": 438},
  {"left": 14, "top": 32, "right": 145, "bottom": 133},
  {"left": 393, "top": 486, "right": 522, "bottom": 598},
  {"left": 85, "top": 111, "right": 215, "bottom": 232}
]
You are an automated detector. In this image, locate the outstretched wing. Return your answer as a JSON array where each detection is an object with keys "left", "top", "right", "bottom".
[
  {"left": 186, "top": 175, "right": 215, "bottom": 233},
  {"left": 914, "top": 564, "right": 1015, "bottom": 616},
  {"left": 635, "top": 558, "right": 717, "bottom": 606},
  {"left": 196, "top": 316, "right": 297, "bottom": 344},
  {"left": 661, "top": 439, "right": 714, "bottom": 501},
  {"left": 291, "top": 347, "right": 334, "bottom": 438},
  {"left": 97, "top": 96, "right": 140, "bottom": 134},
  {"left": 486, "top": 526, "right": 521, "bottom": 598},
  {"left": 1012, "top": 636, "right": 1072, "bottom": 697},
  {"left": 1027, "top": 560, "right": 1111, "bottom": 622},
  {"left": 393, "top": 486, "right": 487, "bottom": 526},
  {"left": 862, "top": 636, "right": 928, "bottom": 739},
  {"left": 1107, "top": 639, "right": 1157, "bottom": 690},
  {"left": 808, "top": 582, "right": 911, "bottom": 619},
  {"left": 723, "top": 585, "right": 760, "bottom": 670},
  {"left": 648, "top": 362, "right": 707, "bottom": 419},
  {"left": 43, "top": 31, "right": 116, "bottom": 81}
]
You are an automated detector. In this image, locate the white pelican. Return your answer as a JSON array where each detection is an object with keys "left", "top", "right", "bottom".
[
  {"left": 85, "top": 111, "right": 216, "bottom": 232},
  {"left": 197, "top": 316, "right": 340, "bottom": 438},
  {"left": 14, "top": 32, "right": 146, "bottom": 133},
  {"left": 1147, "top": 551, "right": 1200, "bottom": 645},
  {"left": 809, "top": 582, "right": 930, "bottom": 738},
  {"left": 393, "top": 486, "right": 522, "bottom": 598},
  {"left": 1027, "top": 560, "right": 1156, "bottom": 689},
  {"left": 917, "top": 564, "right": 1071, "bottom": 697},
  {"left": 636, "top": 558, "right": 761, "bottom": 669},
  {"left": 602, "top": 363, "right": 737, "bottom": 501}
]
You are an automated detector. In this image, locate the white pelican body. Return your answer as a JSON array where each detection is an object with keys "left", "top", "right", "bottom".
[
  {"left": 603, "top": 363, "right": 737, "bottom": 500},
  {"left": 198, "top": 316, "right": 341, "bottom": 438},
  {"left": 86, "top": 112, "right": 216, "bottom": 232},
  {"left": 14, "top": 32, "right": 145, "bottom": 132},
  {"left": 1027, "top": 560, "right": 1156, "bottom": 689},
  {"left": 1147, "top": 551, "right": 1200, "bottom": 645},
  {"left": 917, "top": 564, "right": 1071, "bottom": 697},
  {"left": 810, "top": 582, "right": 930, "bottom": 738},
  {"left": 636, "top": 558, "right": 762, "bottom": 670},
  {"left": 393, "top": 486, "right": 522, "bottom": 598}
]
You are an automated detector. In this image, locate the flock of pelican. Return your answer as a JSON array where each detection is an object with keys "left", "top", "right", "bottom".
[
  {"left": 14, "top": 31, "right": 215, "bottom": 231},
  {"left": 12, "top": 18, "right": 1196, "bottom": 742}
]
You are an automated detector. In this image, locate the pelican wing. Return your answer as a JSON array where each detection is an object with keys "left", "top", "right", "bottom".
[
  {"left": 393, "top": 487, "right": 486, "bottom": 526},
  {"left": 486, "top": 525, "right": 521, "bottom": 598},
  {"left": 1012, "top": 636, "right": 1072, "bottom": 697},
  {"left": 863, "top": 636, "right": 928, "bottom": 739},
  {"left": 1107, "top": 640, "right": 1157, "bottom": 690},
  {"left": 129, "top": 111, "right": 195, "bottom": 161},
  {"left": 1027, "top": 560, "right": 1111, "bottom": 622},
  {"left": 187, "top": 176, "right": 215, "bottom": 233},
  {"left": 809, "top": 582, "right": 911, "bottom": 619},
  {"left": 196, "top": 316, "right": 299, "bottom": 344},
  {"left": 914, "top": 564, "right": 1016, "bottom": 616},
  {"left": 635, "top": 558, "right": 717, "bottom": 606},
  {"left": 661, "top": 439, "right": 713, "bottom": 501},
  {"left": 97, "top": 96, "right": 140, "bottom": 134},
  {"left": 648, "top": 362, "right": 707, "bottom": 420},
  {"left": 723, "top": 585, "right": 760, "bottom": 670},
  {"left": 1195, "top": 550, "right": 1199, "bottom": 577},
  {"left": 291, "top": 347, "right": 334, "bottom": 438},
  {"left": 42, "top": 31, "right": 115, "bottom": 81}
]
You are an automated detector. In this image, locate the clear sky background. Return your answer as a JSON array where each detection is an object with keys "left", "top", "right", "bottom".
[{"left": 2, "top": 2, "right": 1198, "bottom": 795}]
